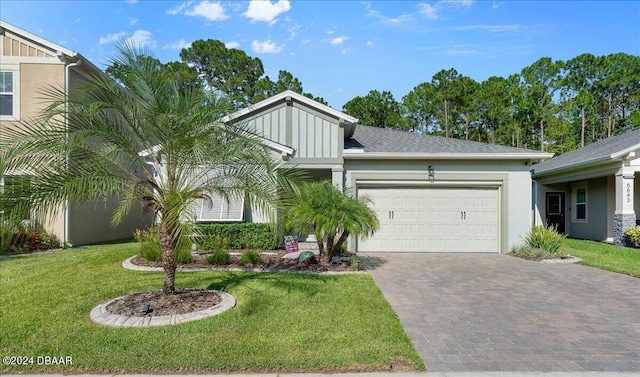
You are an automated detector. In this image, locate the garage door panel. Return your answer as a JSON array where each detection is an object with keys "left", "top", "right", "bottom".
[{"left": 359, "top": 187, "right": 499, "bottom": 253}]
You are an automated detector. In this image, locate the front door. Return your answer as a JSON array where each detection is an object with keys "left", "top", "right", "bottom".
[{"left": 545, "top": 192, "right": 565, "bottom": 234}]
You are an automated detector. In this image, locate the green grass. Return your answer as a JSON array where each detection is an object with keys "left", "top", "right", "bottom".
[
  {"left": 0, "top": 242, "right": 423, "bottom": 373},
  {"left": 560, "top": 238, "right": 640, "bottom": 278}
]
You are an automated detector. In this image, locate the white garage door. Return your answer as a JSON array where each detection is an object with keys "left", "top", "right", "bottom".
[{"left": 358, "top": 186, "right": 499, "bottom": 252}]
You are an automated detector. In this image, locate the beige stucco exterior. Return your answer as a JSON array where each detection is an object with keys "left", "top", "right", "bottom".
[{"left": 1, "top": 21, "right": 151, "bottom": 246}]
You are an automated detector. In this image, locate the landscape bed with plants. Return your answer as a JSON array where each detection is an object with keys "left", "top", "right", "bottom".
[
  {"left": 0, "top": 241, "right": 424, "bottom": 373},
  {"left": 511, "top": 225, "right": 640, "bottom": 278}
]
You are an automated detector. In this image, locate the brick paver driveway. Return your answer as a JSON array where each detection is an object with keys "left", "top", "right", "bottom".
[{"left": 363, "top": 253, "right": 640, "bottom": 372}]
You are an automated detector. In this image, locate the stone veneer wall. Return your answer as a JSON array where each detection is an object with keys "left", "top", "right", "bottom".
[{"left": 613, "top": 213, "right": 636, "bottom": 246}]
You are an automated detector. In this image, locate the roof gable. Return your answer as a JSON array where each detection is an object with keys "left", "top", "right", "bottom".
[
  {"left": 533, "top": 127, "right": 640, "bottom": 176},
  {"left": 1, "top": 20, "right": 76, "bottom": 60},
  {"left": 222, "top": 90, "right": 358, "bottom": 125}
]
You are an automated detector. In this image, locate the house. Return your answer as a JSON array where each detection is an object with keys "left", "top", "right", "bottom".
[
  {"left": 220, "top": 90, "right": 553, "bottom": 253},
  {"left": 0, "top": 20, "right": 150, "bottom": 246},
  {"left": 533, "top": 128, "right": 640, "bottom": 246}
]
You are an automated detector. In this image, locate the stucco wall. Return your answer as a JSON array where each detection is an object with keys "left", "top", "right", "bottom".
[
  {"left": 68, "top": 197, "right": 152, "bottom": 246},
  {"left": 568, "top": 177, "right": 609, "bottom": 240}
]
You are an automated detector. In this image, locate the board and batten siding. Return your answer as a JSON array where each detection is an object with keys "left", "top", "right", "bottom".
[{"left": 244, "top": 102, "right": 341, "bottom": 161}]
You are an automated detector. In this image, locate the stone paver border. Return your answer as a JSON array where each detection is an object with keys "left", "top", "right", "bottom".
[
  {"left": 90, "top": 290, "right": 235, "bottom": 327},
  {"left": 539, "top": 256, "right": 582, "bottom": 264},
  {"left": 122, "top": 255, "right": 366, "bottom": 275}
]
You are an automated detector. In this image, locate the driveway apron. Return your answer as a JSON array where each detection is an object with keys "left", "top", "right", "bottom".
[{"left": 363, "top": 253, "right": 640, "bottom": 372}]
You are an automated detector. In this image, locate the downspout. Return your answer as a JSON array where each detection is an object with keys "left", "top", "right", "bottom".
[{"left": 64, "top": 56, "right": 81, "bottom": 247}]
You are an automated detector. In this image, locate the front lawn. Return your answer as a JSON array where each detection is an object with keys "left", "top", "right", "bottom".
[
  {"left": 560, "top": 238, "right": 640, "bottom": 278},
  {"left": 0, "top": 242, "right": 423, "bottom": 373}
]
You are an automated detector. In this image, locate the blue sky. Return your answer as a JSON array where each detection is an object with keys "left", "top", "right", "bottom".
[{"left": 1, "top": 0, "right": 639, "bottom": 108}]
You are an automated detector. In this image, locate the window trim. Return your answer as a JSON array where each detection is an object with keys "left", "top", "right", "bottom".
[
  {"left": 0, "top": 69, "right": 20, "bottom": 121},
  {"left": 572, "top": 184, "right": 588, "bottom": 223}
]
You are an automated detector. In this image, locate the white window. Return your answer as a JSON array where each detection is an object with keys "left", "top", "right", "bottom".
[
  {"left": 0, "top": 175, "right": 32, "bottom": 221},
  {"left": 572, "top": 185, "right": 587, "bottom": 222},
  {"left": 0, "top": 71, "right": 15, "bottom": 117},
  {"left": 194, "top": 193, "right": 244, "bottom": 222}
]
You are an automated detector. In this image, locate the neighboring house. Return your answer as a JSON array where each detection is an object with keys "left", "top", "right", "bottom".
[
  {"left": 0, "top": 20, "right": 149, "bottom": 246},
  {"left": 533, "top": 128, "right": 640, "bottom": 246},
  {"left": 221, "top": 90, "right": 553, "bottom": 253}
]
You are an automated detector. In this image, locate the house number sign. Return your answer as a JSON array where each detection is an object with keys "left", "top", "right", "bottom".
[{"left": 627, "top": 183, "right": 632, "bottom": 203}]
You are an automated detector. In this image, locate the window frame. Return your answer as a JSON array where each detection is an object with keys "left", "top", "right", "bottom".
[
  {"left": 0, "top": 69, "right": 20, "bottom": 121},
  {"left": 572, "top": 184, "right": 588, "bottom": 223}
]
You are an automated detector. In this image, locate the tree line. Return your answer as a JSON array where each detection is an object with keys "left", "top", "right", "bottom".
[
  {"left": 344, "top": 53, "right": 640, "bottom": 153},
  {"left": 105, "top": 40, "right": 639, "bottom": 154}
]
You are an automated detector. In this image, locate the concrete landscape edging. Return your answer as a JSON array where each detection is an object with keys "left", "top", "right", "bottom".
[{"left": 89, "top": 290, "right": 235, "bottom": 327}]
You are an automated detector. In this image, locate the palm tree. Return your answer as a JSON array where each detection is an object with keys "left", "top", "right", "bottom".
[
  {"left": 1, "top": 43, "right": 298, "bottom": 294},
  {"left": 287, "top": 180, "right": 379, "bottom": 263}
]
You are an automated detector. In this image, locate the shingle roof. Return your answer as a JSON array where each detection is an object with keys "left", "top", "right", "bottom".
[
  {"left": 533, "top": 127, "right": 640, "bottom": 176},
  {"left": 346, "top": 125, "right": 548, "bottom": 156}
]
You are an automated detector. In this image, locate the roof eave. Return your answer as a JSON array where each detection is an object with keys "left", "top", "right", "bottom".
[
  {"left": 343, "top": 151, "right": 554, "bottom": 160},
  {"left": 533, "top": 155, "right": 614, "bottom": 177}
]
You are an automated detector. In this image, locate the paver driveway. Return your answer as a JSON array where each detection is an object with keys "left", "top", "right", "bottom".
[{"left": 363, "top": 253, "right": 640, "bottom": 372}]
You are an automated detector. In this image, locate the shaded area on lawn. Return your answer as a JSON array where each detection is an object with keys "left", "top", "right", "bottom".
[{"left": 0, "top": 241, "right": 424, "bottom": 373}]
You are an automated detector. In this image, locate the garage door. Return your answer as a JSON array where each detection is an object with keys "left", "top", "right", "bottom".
[{"left": 358, "top": 187, "right": 499, "bottom": 252}]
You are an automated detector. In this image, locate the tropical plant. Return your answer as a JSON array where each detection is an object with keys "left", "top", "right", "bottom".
[
  {"left": 523, "top": 225, "right": 565, "bottom": 254},
  {"left": 0, "top": 42, "right": 298, "bottom": 294},
  {"left": 286, "top": 180, "right": 380, "bottom": 264},
  {"left": 623, "top": 225, "right": 640, "bottom": 248}
]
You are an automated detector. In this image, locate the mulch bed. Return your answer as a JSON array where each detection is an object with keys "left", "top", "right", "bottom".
[
  {"left": 113, "top": 251, "right": 359, "bottom": 318},
  {"left": 509, "top": 251, "right": 574, "bottom": 262},
  {"left": 106, "top": 289, "right": 221, "bottom": 316},
  {"left": 130, "top": 250, "right": 359, "bottom": 273}
]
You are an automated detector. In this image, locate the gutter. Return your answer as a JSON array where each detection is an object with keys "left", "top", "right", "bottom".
[
  {"left": 63, "top": 54, "right": 81, "bottom": 247},
  {"left": 342, "top": 151, "right": 554, "bottom": 161}
]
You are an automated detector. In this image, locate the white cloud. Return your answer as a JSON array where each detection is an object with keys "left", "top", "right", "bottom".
[
  {"left": 326, "top": 28, "right": 335, "bottom": 35},
  {"left": 243, "top": 0, "right": 291, "bottom": 23},
  {"left": 452, "top": 24, "right": 520, "bottom": 32},
  {"left": 163, "top": 38, "right": 192, "bottom": 50},
  {"left": 341, "top": 48, "right": 350, "bottom": 55},
  {"left": 366, "top": 41, "right": 374, "bottom": 46},
  {"left": 329, "top": 35, "right": 348, "bottom": 46},
  {"left": 225, "top": 41, "right": 240, "bottom": 49},
  {"left": 367, "top": 9, "right": 414, "bottom": 25},
  {"left": 492, "top": 1, "right": 503, "bottom": 9},
  {"left": 75, "top": 18, "right": 81, "bottom": 22},
  {"left": 126, "top": 30, "right": 155, "bottom": 48},
  {"left": 251, "top": 40, "right": 283, "bottom": 54},
  {"left": 99, "top": 31, "right": 126, "bottom": 45},
  {"left": 166, "top": 1, "right": 191, "bottom": 15},
  {"left": 124, "top": 0, "right": 138, "bottom": 3},
  {"left": 168, "top": 1, "right": 229, "bottom": 21},
  {"left": 418, "top": 3, "right": 439, "bottom": 20},
  {"left": 129, "top": 17, "right": 138, "bottom": 25}
]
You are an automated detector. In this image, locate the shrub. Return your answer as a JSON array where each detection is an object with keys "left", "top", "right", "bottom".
[
  {"left": 134, "top": 227, "right": 193, "bottom": 263},
  {"left": 0, "top": 223, "right": 60, "bottom": 255},
  {"left": 523, "top": 225, "right": 564, "bottom": 254},
  {"left": 198, "top": 223, "right": 277, "bottom": 250},
  {"left": 177, "top": 247, "right": 193, "bottom": 264},
  {"left": 510, "top": 245, "right": 550, "bottom": 259},
  {"left": 240, "top": 251, "right": 262, "bottom": 265},
  {"left": 206, "top": 250, "right": 230, "bottom": 265},
  {"left": 134, "top": 228, "right": 161, "bottom": 262},
  {"left": 624, "top": 226, "right": 640, "bottom": 248}
]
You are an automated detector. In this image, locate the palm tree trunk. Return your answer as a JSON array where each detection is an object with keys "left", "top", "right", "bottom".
[
  {"left": 324, "top": 232, "right": 335, "bottom": 264},
  {"left": 158, "top": 221, "right": 177, "bottom": 294},
  {"left": 333, "top": 230, "right": 350, "bottom": 256}
]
